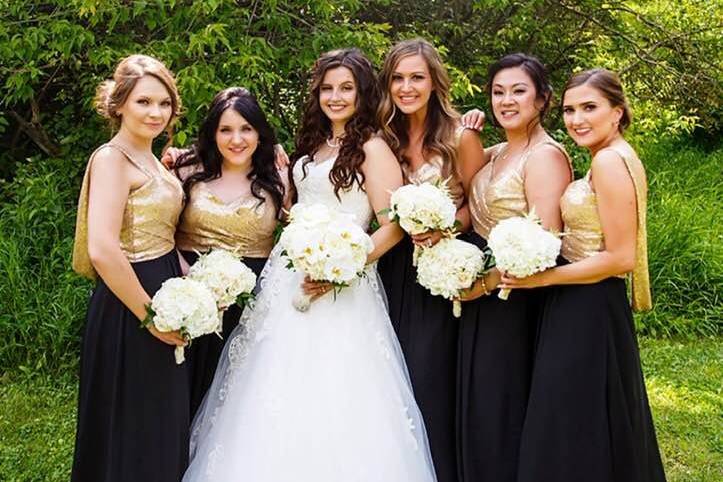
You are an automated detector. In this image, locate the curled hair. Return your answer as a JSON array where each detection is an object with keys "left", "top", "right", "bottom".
[
  {"left": 377, "top": 38, "right": 460, "bottom": 169},
  {"left": 290, "top": 48, "right": 380, "bottom": 199},
  {"left": 562, "top": 69, "right": 632, "bottom": 132},
  {"left": 174, "top": 87, "right": 285, "bottom": 215},
  {"left": 487, "top": 53, "right": 552, "bottom": 132},
  {"left": 94, "top": 54, "right": 181, "bottom": 139}
]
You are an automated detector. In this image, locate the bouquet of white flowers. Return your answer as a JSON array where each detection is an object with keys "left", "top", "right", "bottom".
[
  {"left": 187, "top": 249, "right": 257, "bottom": 311},
  {"left": 279, "top": 203, "right": 374, "bottom": 311},
  {"left": 145, "top": 277, "right": 220, "bottom": 364},
  {"left": 415, "top": 237, "right": 495, "bottom": 317},
  {"left": 388, "top": 181, "right": 457, "bottom": 236},
  {"left": 387, "top": 180, "right": 458, "bottom": 263},
  {"left": 487, "top": 210, "right": 561, "bottom": 300}
]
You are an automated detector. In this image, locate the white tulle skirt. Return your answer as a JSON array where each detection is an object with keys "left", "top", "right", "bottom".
[{"left": 183, "top": 246, "right": 437, "bottom": 482}]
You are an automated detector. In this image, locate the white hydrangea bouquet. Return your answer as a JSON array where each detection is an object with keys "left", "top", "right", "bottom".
[
  {"left": 415, "top": 237, "right": 495, "bottom": 317},
  {"left": 187, "top": 249, "right": 257, "bottom": 311},
  {"left": 279, "top": 203, "right": 374, "bottom": 312},
  {"left": 144, "top": 277, "right": 219, "bottom": 364},
  {"left": 387, "top": 180, "right": 458, "bottom": 261},
  {"left": 487, "top": 209, "right": 561, "bottom": 300}
]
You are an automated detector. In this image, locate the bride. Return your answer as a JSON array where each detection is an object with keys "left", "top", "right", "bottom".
[{"left": 183, "top": 49, "right": 437, "bottom": 481}]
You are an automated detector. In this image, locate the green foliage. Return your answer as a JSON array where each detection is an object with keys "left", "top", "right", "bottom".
[
  {"left": 0, "top": 1, "right": 720, "bottom": 371},
  {"left": 0, "top": 0, "right": 720, "bottom": 171},
  {"left": 2, "top": 337, "right": 720, "bottom": 480},
  {"left": 634, "top": 138, "right": 722, "bottom": 337},
  {"left": 0, "top": 158, "right": 87, "bottom": 373}
]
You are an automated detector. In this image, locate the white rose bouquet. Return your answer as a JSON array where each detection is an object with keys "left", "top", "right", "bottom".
[
  {"left": 487, "top": 210, "right": 561, "bottom": 300},
  {"left": 415, "top": 237, "right": 495, "bottom": 317},
  {"left": 144, "top": 277, "right": 220, "bottom": 364},
  {"left": 387, "top": 181, "right": 457, "bottom": 236},
  {"left": 187, "top": 249, "right": 257, "bottom": 311},
  {"left": 279, "top": 203, "right": 374, "bottom": 312}
]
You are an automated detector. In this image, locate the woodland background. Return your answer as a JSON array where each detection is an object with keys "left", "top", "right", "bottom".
[{"left": 0, "top": 1, "right": 720, "bottom": 479}]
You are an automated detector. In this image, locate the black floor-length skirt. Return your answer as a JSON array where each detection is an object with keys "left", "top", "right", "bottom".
[
  {"left": 72, "top": 250, "right": 189, "bottom": 482},
  {"left": 457, "top": 278, "right": 541, "bottom": 482},
  {"left": 181, "top": 251, "right": 267, "bottom": 419},
  {"left": 517, "top": 277, "right": 666, "bottom": 482},
  {"left": 378, "top": 236, "right": 459, "bottom": 482},
  {"left": 455, "top": 232, "right": 542, "bottom": 482}
]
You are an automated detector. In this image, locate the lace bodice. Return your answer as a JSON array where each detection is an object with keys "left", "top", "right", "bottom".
[{"left": 293, "top": 156, "right": 374, "bottom": 230}]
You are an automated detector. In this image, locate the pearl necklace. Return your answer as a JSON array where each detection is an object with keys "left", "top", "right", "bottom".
[{"left": 326, "top": 136, "right": 341, "bottom": 148}]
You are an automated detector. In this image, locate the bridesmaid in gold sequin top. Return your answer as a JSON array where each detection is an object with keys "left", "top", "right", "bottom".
[
  {"left": 502, "top": 70, "right": 666, "bottom": 482},
  {"left": 71, "top": 55, "right": 191, "bottom": 482},
  {"left": 456, "top": 54, "right": 573, "bottom": 482},
  {"left": 376, "top": 39, "right": 485, "bottom": 482},
  {"left": 169, "top": 87, "right": 286, "bottom": 417}
]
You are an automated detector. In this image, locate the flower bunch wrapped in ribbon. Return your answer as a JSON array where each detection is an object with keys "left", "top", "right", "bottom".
[
  {"left": 487, "top": 209, "right": 561, "bottom": 300},
  {"left": 415, "top": 237, "right": 495, "bottom": 317},
  {"left": 279, "top": 203, "right": 374, "bottom": 312}
]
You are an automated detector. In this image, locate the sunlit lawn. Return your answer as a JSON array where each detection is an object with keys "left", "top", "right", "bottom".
[{"left": 0, "top": 337, "right": 720, "bottom": 481}]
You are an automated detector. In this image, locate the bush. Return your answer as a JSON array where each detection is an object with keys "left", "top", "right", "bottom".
[
  {"left": 0, "top": 138, "right": 719, "bottom": 374},
  {"left": 634, "top": 138, "right": 722, "bottom": 337},
  {"left": 0, "top": 157, "right": 87, "bottom": 374}
]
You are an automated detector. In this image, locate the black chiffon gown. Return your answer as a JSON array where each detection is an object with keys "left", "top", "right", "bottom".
[
  {"left": 516, "top": 278, "right": 666, "bottom": 482},
  {"left": 72, "top": 251, "right": 190, "bottom": 482},
  {"left": 455, "top": 232, "right": 543, "bottom": 482},
  {"left": 181, "top": 251, "right": 267, "bottom": 418},
  {"left": 379, "top": 235, "right": 459, "bottom": 482}
]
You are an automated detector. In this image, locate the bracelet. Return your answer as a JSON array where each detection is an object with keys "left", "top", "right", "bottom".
[{"left": 480, "top": 275, "right": 489, "bottom": 296}]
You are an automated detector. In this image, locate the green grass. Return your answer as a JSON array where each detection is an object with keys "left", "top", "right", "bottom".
[{"left": 0, "top": 337, "right": 720, "bottom": 481}]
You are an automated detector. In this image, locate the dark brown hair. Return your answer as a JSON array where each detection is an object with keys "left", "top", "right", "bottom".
[
  {"left": 174, "top": 87, "right": 284, "bottom": 215},
  {"left": 290, "top": 48, "right": 380, "bottom": 199},
  {"left": 562, "top": 68, "right": 631, "bottom": 132},
  {"left": 94, "top": 54, "right": 181, "bottom": 138},
  {"left": 487, "top": 53, "right": 552, "bottom": 129},
  {"left": 487, "top": 53, "right": 553, "bottom": 132}
]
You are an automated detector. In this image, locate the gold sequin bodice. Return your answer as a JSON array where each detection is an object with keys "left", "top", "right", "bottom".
[
  {"left": 470, "top": 140, "right": 571, "bottom": 238},
  {"left": 561, "top": 148, "right": 652, "bottom": 312},
  {"left": 175, "top": 183, "right": 278, "bottom": 258},
  {"left": 560, "top": 172, "right": 605, "bottom": 262},
  {"left": 72, "top": 143, "right": 184, "bottom": 280},
  {"left": 401, "top": 126, "right": 466, "bottom": 208}
]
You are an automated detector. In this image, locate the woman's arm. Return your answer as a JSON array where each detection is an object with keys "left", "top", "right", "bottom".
[
  {"left": 453, "top": 128, "right": 486, "bottom": 232},
  {"left": 410, "top": 129, "right": 486, "bottom": 246},
  {"left": 502, "top": 149, "right": 638, "bottom": 289},
  {"left": 86, "top": 148, "right": 185, "bottom": 346},
  {"left": 362, "top": 136, "right": 405, "bottom": 262},
  {"left": 523, "top": 144, "right": 572, "bottom": 232}
]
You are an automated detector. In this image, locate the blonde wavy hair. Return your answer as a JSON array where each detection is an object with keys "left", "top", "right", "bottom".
[
  {"left": 377, "top": 38, "right": 460, "bottom": 169},
  {"left": 94, "top": 54, "right": 181, "bottom": 139}
]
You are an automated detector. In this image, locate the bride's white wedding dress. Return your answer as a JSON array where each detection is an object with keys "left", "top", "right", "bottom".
[{"left": 183, "top": 156, "right": 437, "bottom": 481}]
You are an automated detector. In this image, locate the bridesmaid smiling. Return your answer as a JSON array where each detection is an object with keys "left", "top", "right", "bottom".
[
  {"left": 172, "top": 87, "right": 286, "bottom": 417},
  {"left": 504, "top": 69, "right": 666, "bottom": 482},
  {"left": 72, "top": 54, "right": 189, "bottom": 482},
  {"left": 376, "top": 38, "right": 484, "bottom": 482},
  {"left": 457, "top": 53, "right": 572, "bottom": 482}
]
